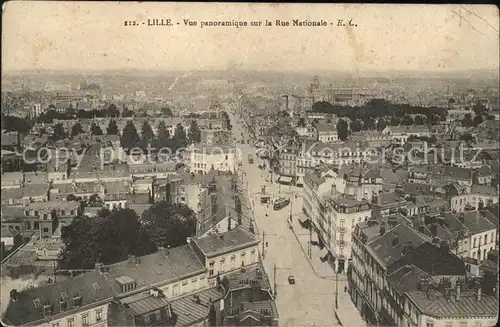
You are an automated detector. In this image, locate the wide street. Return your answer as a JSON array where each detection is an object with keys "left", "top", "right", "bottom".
[{"left": 229, "top": 109, "right": 345, "bottom": 327}]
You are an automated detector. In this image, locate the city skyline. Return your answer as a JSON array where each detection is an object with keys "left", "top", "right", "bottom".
[{"left": 2, "top": 2, "right": 499, "bottom": 73}]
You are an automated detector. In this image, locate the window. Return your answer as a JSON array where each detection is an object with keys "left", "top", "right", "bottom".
[
  {"left": 52, "top": 323, "right": 60, "bottom": 327},
  {"left": 82, "top": 314, "right": 89, "bottom": 326},
  {"left": 220, "top": 258, "right": 226, "bottom": 272},
  {"left": 445, "top": 322, "right": 452, "bottom": 327},
  {"left": 479, "top": 236, "right": 482, "bottom": 246},
  {"left": 473, "top": 237, "right": 477, "bottom": 247},
  {"left": 209, "top": 262, "right": 214, "bottom": 276},
  {"left": 485, "top": 234, "right": 488, "bottom": 244},
  {"left": 230, "top": 256, "right": 235, "bottom": 269},
  {"left": 96, "top": 309, "right": 102, "bottom": 321},
  {"left": 67, "top": 318, "right": 74, "bottom": 327},
  {"left": 251, "top": 249, "right": 256, "bottom": 263},
  {"left": 43, "top": 228, "right": 49, "bottom": 233},
  {"left": 34, "top": 222, "right": 40, "bottom": 230},
  {"left": 459, "top": 322, "right": 467, "bottom": 327}
]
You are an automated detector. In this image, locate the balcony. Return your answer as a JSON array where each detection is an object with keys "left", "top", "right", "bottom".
[
  {"left": 338, "top": 240, "right": 346, "bottom": 246},
  {"left": 339, "top": 226, "right": 346, "bottom": 232}
]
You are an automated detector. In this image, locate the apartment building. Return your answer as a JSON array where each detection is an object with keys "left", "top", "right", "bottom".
[
  {"left": 349, "top": 220, "right": 431, "bottom": 325},
  {"left": 382, "top": 126, "right": 431, "bottom": 145},
  {"left": 449, "top": 185, "right": 499, "bottom": 212},
  {"left": 315, "top": 123, "right": 338, "bottom": 142},
  {"left": 189, "top": 226, "right": 260, "bottom": 286},
  {"left": 189, "top": 144, "right": 237, "bottom": 174}
]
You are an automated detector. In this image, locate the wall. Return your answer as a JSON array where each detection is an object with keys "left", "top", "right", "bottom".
[
  {"left": 42, "top": 302, "right": 109, "bottom": 327},
  {"left": 469, "top": 229, "right": 497, "bottom": 261},
  {"left": 206, "top": 245, "right": 260, "bottom": 280},
  {"left": 157, "top": 272, "right": 209, "bottom": 299}
]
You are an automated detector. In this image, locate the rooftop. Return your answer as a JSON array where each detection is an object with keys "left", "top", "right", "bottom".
[
  {"left": 406, "top": 289, "right": 498, "bottom": 318},
  {"left": 26, "top": 201, "right": 80, "bottom": 212},
  {"left": 367, "top": 223, "right": 431, "bottom": 267},
  {"left": 220, "top": 264, "right": 272, "bottom": 292},
  {"left": 3, "top": 271, "right": 116, "bottom": 326},
  {"left": 459, "top": 211, "right": 497, "bottom": 235},
  {"left": 193, "top": 226, "right": 259, "bottom": 258},
  {"left": 170, "top": 287, "right": 225, "bottom": 326},
  {"left": 104, "top": 245, "right": 206, "bottom": 294}
]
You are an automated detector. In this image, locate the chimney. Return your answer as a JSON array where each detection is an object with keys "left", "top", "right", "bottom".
[
  {"left": 455, "top": 280, "right": 461, "bottom": 301},
  {"left": 73, "top": 294, "right": 83, "bottom": 307},
  {"left": 128, "top": 254, "right": 135, "bottom": 263},
  {"left": 392, "top": 234, "right": 399, "bottom": 247},
  {"left": 440, "top": 240, "right": 450, "bottom": 253},
  {"left": 228, "top": 212, "right": 232, "bottom": 232},
  {"left": 9, "top": 289, "right": 19, "bottom": 302},
  {"left": 331, "top": 184, "right": 337, "bottom": 197},
  {"left": 379, "top": 224, "right": 386, "bottom": 236},
  {"left": 43, "top": 302, "right": 53, "bottom": 317},
  {"left": 430, "top": 223, "right": 438, "bottom": 237},
  {"left": 59, "top": 298, "right": 67, "bottom": 312},
  {"left": 419, "top": 277, "right": 429, "bottom": 292},
  {"left": 476, "top": 281, "right": 482, "bottom": 301},
  {"left": 95, "top": 262, "right": 103, "bottom": 273},
  {"left": 372, "top": 192, "right": 379, "bottom": 204}
]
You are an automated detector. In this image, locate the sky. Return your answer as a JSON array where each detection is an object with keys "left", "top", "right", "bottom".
[{"left": 2, "top": 2, "right": 499, "bottom": 72}]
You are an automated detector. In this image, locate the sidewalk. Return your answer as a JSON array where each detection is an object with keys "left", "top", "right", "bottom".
[
  {"left": 289, "top": 216, "right": 347, "bottom": 281},
  {"left": 336, "top": 293, "right": 367, "bottom": 327}
]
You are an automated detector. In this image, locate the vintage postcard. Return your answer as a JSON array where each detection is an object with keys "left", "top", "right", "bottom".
[{"left": 1, "top": 2, "right": 499, "bottom": 327}]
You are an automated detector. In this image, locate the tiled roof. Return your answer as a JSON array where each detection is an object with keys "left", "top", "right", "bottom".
[
  {"left": 389, "top": 242, "right": 466, "bottom": 276},
  {"left": 104, "top": 245, "right": 206, "bottom": 295},
  {"left": 22, "top": 183, "right": 49, "bottom": 198},
  {"left": 23, "top": 172, "right": 49, "bottom": 184},
  {"left": 387, "top": 264, "right": 430, "bottom": 295},
  {"left": 3, "top": 271, "right": 116, "bottom": 326},
  {"left": 220, "top": 264, "right": 272, "bottom": 292},
  {"left": 459, "top": 212, "right": 497, "bottom": 234},
  {"left": 193, "top": 226, "right": 259, "bottom": 258},
  {"left": 406, "top": 289, "right": 498, "bottom": 318},
  {"left": 367, "top": 223, "right": 431, "bottom": 267},
  {"left": 170, "top": 286, "right": 225, "bottom": 326},
  {"left": 121, "top": 292, "right": 170, "bottom": 315},
  {"left": 26, "top": 201, "right": 80, "bottom": 212},
  {"left": 471, "top": 185, "right": 498, "bottom": 196}
]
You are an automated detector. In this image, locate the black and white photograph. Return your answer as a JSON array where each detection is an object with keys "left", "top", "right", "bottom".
[{"left": 1, "top": 2, "right": 499, "bottom": 327}]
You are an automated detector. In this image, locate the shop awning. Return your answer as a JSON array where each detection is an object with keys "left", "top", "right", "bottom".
[
  {"left": 296, "top": 176, "right": 304, "bottom": 185},
  {"left": 278, "top": 176, "right": 293, "bottom": 184}
]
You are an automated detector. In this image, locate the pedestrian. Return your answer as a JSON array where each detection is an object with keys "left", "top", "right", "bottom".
[{"left": 344, "top": 286, "right": 347, "bottom": 293}]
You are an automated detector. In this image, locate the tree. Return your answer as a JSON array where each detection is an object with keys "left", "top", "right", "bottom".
[
  {"left": 51, "top": 123, "right": 68, "bottom": 142},
  {"left": 376, "top": 118, "right": 387, "bottom": 131},
  {"left": 141, "top": 201, "right": 197, "bottom": 248},
  {"left": 462, "top": 114, "right": 473, "bottom": 127},
  {"left": 171, "top": 123, "right": 188, "bottom": 150},
  {"left": 188, "top": 120, "right": 201, "bottom": 144},
  {"left": 390, "top": 117, "right": 400, "bottom": 126},
  {"left": 90, "top": 122, "right": 103, "bottom": 136},
  {"left": 472, "top": 103, "right": 487, "bottom": 117},
  {"left": 140, "top": 121, "right": 155, "bottom": 149},
  {"left": 414, "top": 115, "right": 426, "bottom": 125},
  {"left": 106, "top": 103, "right": 120, "bottom": 117},
  {"left": 161, "top": 107, "right": 173, "bottom": 117},
  {"left": 58, "top": 209, "right": 156, "bottom": 269},
  {"left": 87, "top": 194, "right": 104, "bottom": 207},
  {"left": 401, "top": 115, "right": 414, "bottom": 126},
  {"left": 472, "top": 114, "right": 484, "bottom": 126},
  {"left": 336, "top": 119, "right": 349, "bottom": 141},
  {"left": 121, "top": 121, "right": 141, "bottom": 151},
  {"left": 350, "top": 119, "right": 363, "bottom": 132},
  {"left": 1, "top": 115, "right": 32, "bottom": 134},
  {"left": 71, "top": 122, "right": 84, "bottom": 138},
  {"left": 154, "top": 121, "right": 171, "bottom": 149},
  {"left": 361, "top": 116, "right": 375, "bottom": 130},
  {"left": 106, "top": 119, "right": 119, "bottom": 135}
]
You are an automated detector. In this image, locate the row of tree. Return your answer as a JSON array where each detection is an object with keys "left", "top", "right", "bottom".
[
  {"left": 312, "top": 99, "right": 449, "bottom": 124},
  {"left": 51, "top": 118, "right": 203, "bottom": 152},
  {"left": 59, "top": 201, "right": 197, "bottom": 269}
]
